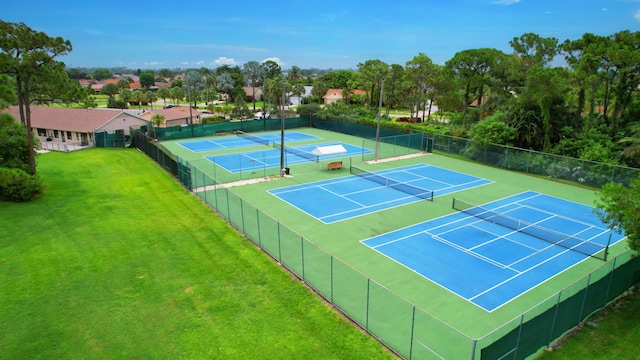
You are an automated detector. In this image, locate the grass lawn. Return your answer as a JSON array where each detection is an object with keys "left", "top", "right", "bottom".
[
  {"left": 0, "top": 149, "right": 396, "bottom": 359},
  {"left": 535, "top": 288, "right": 640, "bottom": 360}
]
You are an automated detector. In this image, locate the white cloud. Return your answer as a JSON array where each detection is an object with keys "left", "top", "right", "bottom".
[
  {"left": 635, "top": 9, "right": 640, "bottom": 22},
  {"left": 144, "top": 61, "right": 162, "bottom": 66},
  {"left": 211, "top": 57, "right": 237, "bottom": 66},
  {"left": 195, "top": 60, "right": 205, "bottom": 66},
  {"left": 493, "top": 0, "right": 521, "bottom": 4},
  {"left": 262, "top": 57, "right": 286, "bottom": 67}
]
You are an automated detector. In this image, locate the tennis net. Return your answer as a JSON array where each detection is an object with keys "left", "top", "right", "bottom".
[
  {"left": 452, "top": 198, "right": 609, "bottom": 260},
  {"left": 350, "top": 165, "right": 434, "bottom": 201},
  {"left": 272, "top": 142, "right": 319, "bottom": 163},
  {"left": 237, "top": 131, "right": 270, "bottom": 146}
]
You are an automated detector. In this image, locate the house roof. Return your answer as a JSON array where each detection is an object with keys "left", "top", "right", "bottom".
[
  {"left": 3, "top": 106, "right": 139, "bottom": 132},
  {"left": 322, "top": 88, "right": 366, "bottom": 98},
  {"left": 138, "top": 107, "right": 202, "bottom": 121}
]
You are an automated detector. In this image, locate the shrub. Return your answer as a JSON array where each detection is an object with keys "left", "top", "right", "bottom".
[{"left": 0, "top": 167, "right": 42, "bottom": 202}]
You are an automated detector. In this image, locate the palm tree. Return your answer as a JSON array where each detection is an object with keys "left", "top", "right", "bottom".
[
  {"left": 130, "top": 90, "right": 145, "bottom": 110},
  {"left": 144, "top": 91, "right": 157, "bottom": 110},
  {"left": 291, "top": 82, "right": 305, "bottom": 106},
  {"left": 216, "top": 72, "right": 234, "bottom": 104},
  {"left": 156, "top": 87, "right": 171, "bottom": 107},
  {"left": 150, "top": 113, "right": 166, "bottom": 139}
]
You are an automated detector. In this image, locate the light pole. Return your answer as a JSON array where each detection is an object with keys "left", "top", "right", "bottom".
[
  {"left": 374, "top": 78, "right": 385, "bottom": 162},
  {"left": 280, "top": 80, "right": 286, "bottom": 176}
]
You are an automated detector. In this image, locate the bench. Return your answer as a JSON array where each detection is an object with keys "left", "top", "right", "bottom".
[
  {"left": 327, "top": 161, "right": 343, "bottom": 171},
  {"left": 214, "top": 131, "right": 227, "bottom": 136}
]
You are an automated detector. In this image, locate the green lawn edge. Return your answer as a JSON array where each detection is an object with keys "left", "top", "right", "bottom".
[{"left": 0, "top": 148, "right": 396, "bottom": 359}]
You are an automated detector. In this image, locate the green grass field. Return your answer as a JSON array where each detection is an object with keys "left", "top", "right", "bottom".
[
  {"left": 0, "top": 149, "right": 396, "bottom": 359},
  {"left": 159, "top": 128, "right": 635, "bottom": 358},
  {"left": 535, "top": 288, "right": 640, "bottom": 359}
]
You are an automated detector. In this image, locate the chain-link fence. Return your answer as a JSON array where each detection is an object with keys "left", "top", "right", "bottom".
[
  {"left": 134, "top": 127, "right": 640, "bottom": 359},
  {"left": 154, "top": 117, "right": 311, "bottom": 141},
  {"left": 94, "top": 131, "right": 132, "bottom": 149},
  {"left": 431, "top": 134, "right": 640, "bottom": 188}
]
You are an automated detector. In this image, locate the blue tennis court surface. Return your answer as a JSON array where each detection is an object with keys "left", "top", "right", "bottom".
[
  {"left": 206, "top": 142, "right": 370, "bottom": 173},
  {"left": 178, "top": 131, "right": 319, "bottom": 152},
  {"left": 269, "top": 164, "right": 492, "bottom": 223},
  {"left": 361, "top": 191, "right": 626, "bottom": 311}
]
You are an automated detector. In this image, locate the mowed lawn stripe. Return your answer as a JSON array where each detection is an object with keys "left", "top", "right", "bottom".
[{"left": 0, "top": 148, "right": 395, "bottom": 359}]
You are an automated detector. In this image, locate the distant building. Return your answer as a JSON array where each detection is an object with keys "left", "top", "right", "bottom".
[
  {"left": 3, "top": 106, "right": 149, "bottom": 150},
  {"left": 138, "top": 107, "right": 202, "bottom": 127},
  {"left": 322, "top": 88, "right": 367, "bottom": 105}
]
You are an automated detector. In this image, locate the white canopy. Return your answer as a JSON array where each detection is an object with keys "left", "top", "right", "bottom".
[{"left": 311, "top": 145, "right": 347, "bottom": 156}]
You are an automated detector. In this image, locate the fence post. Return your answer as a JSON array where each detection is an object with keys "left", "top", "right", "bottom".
[
  {"left": 240, "top": 200, "right": 245, "bottom": 233},
  {"left": 301, "top": 237, "right": 305, "bottom": 281},
  {"left": 604, "top": 257, "right": 618, "bottom": 306},
  {"left": 409, "top": 306, "right": 416, "bottom": 359},
  {"left": 513, "top": 315, "right": 525, "bottom": 359},
  {"left": 365, "top": 278, "right": 371, "bottom": 330},
  {"left": 330, "top": 256, "right": 334, "bottom": 303},
  {"left": 548, "top": 291, "right": 563, "bottom": 347},
  {"left": 578, "top": 273, "right": 592, "bottom": 322},
  {"left": 277, "top": 222, "right": 282, "bottom": 262},
  {"left": 470, "top": 339, "right": 477, "bottom": 360}
]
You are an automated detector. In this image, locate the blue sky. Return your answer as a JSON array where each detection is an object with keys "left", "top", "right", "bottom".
[{"left": 4, "top": 0, "right": 640, "bottom": 70}]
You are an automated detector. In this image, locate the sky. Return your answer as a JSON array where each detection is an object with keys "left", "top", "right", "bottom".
[{"left": 3, "top": 0, "right": 640, "bottom": 71}]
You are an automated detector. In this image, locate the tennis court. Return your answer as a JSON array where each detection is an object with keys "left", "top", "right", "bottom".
[
  {"left": 269, "top": 163, "right": 492, "bottom": 223},
  {"left": 205, "top": 142, "right": 370, "bottom": 173},
  {"left": 177, "top": 131, "right": 319, "bottom": 152},
  {"left": 361, "top": 190, "right": 626, "bottom": 311}
]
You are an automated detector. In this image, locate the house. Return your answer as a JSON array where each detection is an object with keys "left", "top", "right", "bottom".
[
  {"left": 322, "top": 88, "right": 367, "bottom": 105},
  {"left": 243, "top": 87, "right": 263, "bottom": 102},
  {"left": 3, "top": 106, "right": 149, "bottom": 150},
  {"left": 138, "top": 107, "right": 202, "bottom": 127},
  {"left": 288, "top": 86, "right": 313, "bottom": 106}
]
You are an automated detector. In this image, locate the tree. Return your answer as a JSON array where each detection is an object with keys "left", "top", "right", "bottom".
[
  {"left": 139, "top": 70, "right": 155, "bottom": 89},
  {"left": 0, "top": 113, "right": 31, "bottom": 173},
  {"left": 468, "top": 112, "right": 516, "bottom": 146},
  {"left": 0, "top": 74, "right": 17, "bottom": 108},
  {"left": 156, "top": 87, "right": 171, "bottom": 107},
  {"left": 242, "top": 60, "right": 264, "bottom": 110},
  {"left": 405, "top": 53, "right": 436, "bottom": 121},
  {"left": 291, "top": 82, "right": 305, "bottom": 106},
  {"left": 509, "top": 33, "right": 558, "bottom": 69},
  {"left": 150, "top": 113, "right": 165, "bottom": 139},
  {"left": 262, "top": 60, "right": 282, "bottom": 79},
  {"left": 445, "top": 48, "right": 504, "bottom": 121},
  {"left": 116, "top": 78, "right": 130, "bottom": 89},
  {"left": 0, "top": 20, "right": 72, "bottom": 174},
  {"left": 357, "top": 59, "right": 388, "bottom": 108},
  {"left": 100, "top": 82, "right": 119, "bottom": 101},
  {"left": 311, "top": 80, "right": 328, "bottom": 99},
  {"left": 130, "top": 89, "right": 144, "bottom": 109},
  {"left": 383, "top": 64, "right": 406, "bottom": 116},
  {"left": 170, "top": 86, "right": 185, "bottom": 105},
  {"left": 66, "top": 67, "right": 88, "bottom": 80},
  {"left": 620, "top": 122, "right": 640, "bottom": 167},
  {"left": 183, "top": 70, "right": 203, "bottom": 109},
  {"left": 216, "top": 72, "right": 234, "bottom": 104},
  {"left": 595, "top": 175, "right": 640, "bottom": 252},
  {"left": 119, "top": 88, "right": 132, "bottom": 106},
  {"left": 524, "top": 66, "right": 569, "bottom": 149},
  {"left": 144, "top": 91, "right": 156, "bottom": 110},
  {"left": 287, "top": 66, "right": 302, "bottom": 82},
  {"left": 92, "top": 67, "right": 113, "bottom": 81}
]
